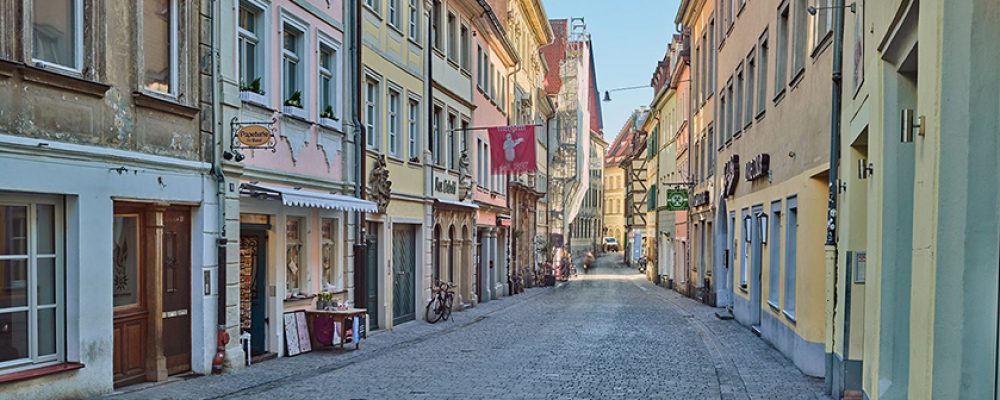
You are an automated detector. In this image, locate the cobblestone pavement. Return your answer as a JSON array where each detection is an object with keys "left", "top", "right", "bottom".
[{"left": 106, "top": 254, "right": 828, "bottom": 400}]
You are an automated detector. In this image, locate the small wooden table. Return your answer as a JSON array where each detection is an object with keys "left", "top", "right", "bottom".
[{"left": 305, "top": 308, "right": 368, "bottom": 350}]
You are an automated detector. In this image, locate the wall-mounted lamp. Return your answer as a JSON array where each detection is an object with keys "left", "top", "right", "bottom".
[
  {"left": 900, "top": 109, "right": 924, "bottom": 143},
  {"left": 743, "top": 215, "right": 752, "bottom": 243},
  {"left": 603, "top": 85, "right": 649, "bottom": 102},
  {"left": 858, "top": 159, "right": 874, "bottom": 179},
  {"left": 758, "top": 213, "right": 769, "bottom": 244}
]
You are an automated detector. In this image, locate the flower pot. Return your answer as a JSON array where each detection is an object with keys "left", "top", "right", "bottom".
[{"left": 240, "top": 91, "right": 267, "bottom": 106}]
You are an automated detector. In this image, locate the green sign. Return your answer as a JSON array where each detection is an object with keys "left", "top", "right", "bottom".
[{"left": 665, "top": 189, "right": 689, "bottom": 211}]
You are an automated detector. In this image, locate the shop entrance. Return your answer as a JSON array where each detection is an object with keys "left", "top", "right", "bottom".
[
  {"left": 239, "top": 226, "right": 269, "bottom": 355},
  {"left": 750, "top": 205, "right": 764, "bottom": 329},
  {"left": 112, "top": 204, "right": 192, "bottom": 387},
  {"left": 365, "top": 223, "right": 380, "bottom": 330},
  {"left": 391, "top": 225, "right": 416, "bottom": 325}
]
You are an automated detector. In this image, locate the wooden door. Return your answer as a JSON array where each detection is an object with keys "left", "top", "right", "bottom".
[
  {"left": 162, "top": 208, "right": 191, "bottom": 375},
  {"left": 240, "top": 229, "right": 268, "bottom": 355},
  {"left": 112, "top": 210, "right": 146, "bottom": 387},
  {"left": 391, "top": 225, "right": 416, "bottom": 325},
  {"left": 365, "top": 223, "right": 379, "bottom": 330}
]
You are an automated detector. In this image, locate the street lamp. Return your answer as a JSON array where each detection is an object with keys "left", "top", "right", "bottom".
[
  {"left": 807, "top": 2, "right": 855, "bottom": 15},
  {"left": 602, "top": 85, "right": 649, "bottom": 102}
]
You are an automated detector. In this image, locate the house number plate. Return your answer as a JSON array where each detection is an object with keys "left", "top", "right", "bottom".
[{"left": 162, "top": 309, "right": 189, "bottom": 319}]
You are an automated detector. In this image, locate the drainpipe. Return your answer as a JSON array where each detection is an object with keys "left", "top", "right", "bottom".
[
  {"left": 209, "top": 0, "right": 230, "bottom": 373},
  {"left": 824, "top": 0, "right": 846, "bottom": 392},
  {"left": 352, "top": 0, "right": 369, "bottom": 309}
]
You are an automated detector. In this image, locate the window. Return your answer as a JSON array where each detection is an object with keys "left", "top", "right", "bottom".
[
  {"left": 364, "top": 0, "right": 379, "bottom": 13},
  {"left": 483, "top": 54, "right": 491, "bottom": 97},
  {"left": 432, "top": 106, "right": 442, "bottom": 165},
  {"left": 365, "top": 78, "right": 380, "bottom": 149},
  {"left": 0, "top": 197, "right": 64, "bottom": 371},
  {"left": 727, "top": 0, "right": 735, "bottom": 30},
  {"left": 735, "top": 65, "right": 744, "bottom": 135},
  {"left": 784, "top": 197, "right": 797, "bottom": 317},
  {"left": 476, "top": 45, "right": 483, "bottom": 88},
  {"left": 708, "top": 17, "right": 716, "bottom": 95},
  {"left": 388, "top": 89, "right": 400, "bottom": 156},
  {"left": 757, "top": 32, "right": 769, "bottom": 115},
  {"left": 768, "top": 203, "right": 782, "bottom": 307},
  {"left": 811, "top": 0, "right": 832, "bottom": 52},
  {"left": 143, "top": 0, "right": 178, "bottom": 94},
  {"left": 707, "top": 126, "right": 715, "bottom": 176},
  {"left": 447, "top": 114, "right": 456, "bottom": 169},
  {"left": 476, "top": 138, "right": 484, "bottom": 186},
  {"left": 408, "top": 0, "right": 420, "bottom": 41},
  {"left": 32, "top": 0, "right": 83, "bottom": 71},
  {"left": 693, "top": 45, "right": 700, "bottom": 105},
  {"left": 321, "top": 218, "right": 342, "bottom": 291},
  {"left": 286, "top": 217, "right": 304, "bottom": 295},
  {"left": 282, "top": 22, "right": 305, "bottom": 106},
  {"left": 388, "top": 0, "right": 399, "bottom": 28},
  {"left": 447, "top": 12, "right": 457, "bottom": 61},
  {"left": 408, "top": 99, "right": 419, "bottom": 160},
  {"left": 484, "top": 143, "right": 491, "bottom": 190},
  {"left": 719, "top": 91, "right": 727, "bottom": 143},
  {"left": 238, "top": 2, "right": 264, "bottom": 91},
  {"left": 745, "top": 52, "right": 756, "bottom": 128},
  {"left": 460, "top": 25, "right": 470, "bottom": 70},
  {"left": 431, "top": 1, "right": 441, "bottom": 50},
  {"left": 319, "top": 42, "right": 338, "bottom": 120},
  {"left": 776, "top": 4, "right": 790, "bottom": 97},
  {"left": 791, "top": 0, "right": 808, "bottom": 79},
  {"left": 460, "top": 120, "right": 469, "bottom": 153},
  {"left": 726, "top": 80, "right": 734, "bottom": 142}
]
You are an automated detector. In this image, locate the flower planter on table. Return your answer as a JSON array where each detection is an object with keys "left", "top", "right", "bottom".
[{"left": 305, "top": 308, "right": 368, "bottom": 350}]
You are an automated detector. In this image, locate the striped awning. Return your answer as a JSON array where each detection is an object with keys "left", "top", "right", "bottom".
[{"left": 241, "top": 183, "right": 378, "bottom": 213}]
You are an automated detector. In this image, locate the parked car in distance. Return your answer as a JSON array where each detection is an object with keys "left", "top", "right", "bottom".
[{"left": 602, "top": 237, "right": 619, "bottom": 252}]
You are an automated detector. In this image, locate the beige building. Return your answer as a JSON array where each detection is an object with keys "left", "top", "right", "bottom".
[{"left": 602, "top": 119, "right": 633, "bottom": 251}]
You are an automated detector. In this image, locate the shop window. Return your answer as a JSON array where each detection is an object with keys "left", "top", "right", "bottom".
[
  {"left": 32, "top": 0, "right": 83, "bottom": 72},
  {"left": 286, "top": 217, "right": 305, "bottom": 296},
  {"left": 0, "top": 196, "right": 64, "bottom": 372},
  {"left": 321, "top": 218, "right": 342, "bottom": 291},
  {"left": 768, "top": 203, "right": 782, "bottom": 307},
  {"left": 783, "top": 198, "right": 798, "bottom": 318}
]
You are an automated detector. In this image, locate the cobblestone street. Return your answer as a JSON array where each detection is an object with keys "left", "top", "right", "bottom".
[{"left": 106, "top": 255, "right": 827, "bottom": 400}]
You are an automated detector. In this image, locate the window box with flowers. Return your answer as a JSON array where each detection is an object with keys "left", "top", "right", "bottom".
[
  {"left": 240, "top": 77, "right": 268, "bottom": 107},
  {"left": 282, "top": 91, "right": 308, "bottom": 120},
  {"left": 319, "top": 105, "right": 338, "bottom": 128}
]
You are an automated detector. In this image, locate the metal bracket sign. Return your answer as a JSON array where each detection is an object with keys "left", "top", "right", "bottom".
[
  {"left": 230, "top": 117, "right": 277, "bottom": 152},
  {"left": 665, "top": 189, "right": 689, "bottom": 211}
]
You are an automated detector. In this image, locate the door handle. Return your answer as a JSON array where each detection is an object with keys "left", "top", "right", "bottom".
[{"left": 162, "top": 309, "right": 189, "bottom": 319}]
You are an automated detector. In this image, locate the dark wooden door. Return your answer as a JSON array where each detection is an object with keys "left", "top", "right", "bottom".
[
  {"left": 365, "top": 226, "right": 379, "bottom": 330},
  {"left": 162, "top": 208, "right": 191, "bottom": 375},
  {"left": 392, "top": 225, "right": 416, "bottom": 325},
  {"left": 240, "top": 229, "right": 268, "bottom": 355},
  {"left": 113, "top": 210, "right": 146, "bottom": 388}
]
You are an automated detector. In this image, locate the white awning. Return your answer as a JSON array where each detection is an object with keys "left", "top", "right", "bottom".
[{"left": 242, "top": 183, "right": 379, "bottom": 213}]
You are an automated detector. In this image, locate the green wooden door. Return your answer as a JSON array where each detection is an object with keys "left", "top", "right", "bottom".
[{"left": 392, "top": 225, "right": 416, "bottom": 324}]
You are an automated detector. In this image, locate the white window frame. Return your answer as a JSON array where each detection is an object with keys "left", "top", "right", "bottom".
[
  {"left": 30, "top": 0, "right": 84, "bottom": 73},
  {"left": 238, "top": 1, "right": 269, "bottom": 93},
  {"left": 317, "top": 35, "right": 342, "bottom": 123},
  {"left": 408, "top": 0, "right": 420, "bottom": 42},
  {"left": 407, "top": 96, "right": 420, "bottom": 161},
  {"left": 141, "top": 0, "right": 179, "bottom": 96},
  {"left": 447, "top": 113, "right": 456, "bottom": 170},
  {"left": 459, "top": 23, "right": 470, "bottom": 71},
  {"left": 0, "top": 194, "right": 65, "bottom": 373},
  {"left": 365, "top": 75, "right": 381, "bottom": 150},
  {"left": 432, "top": 105, "right": 442, "bottom": 165},
  {"left": 811, "top": 0, "right": 833, "bottom": 52},
  {"left": 387, "top": 86, "right": 401, "bottom": 157},
  {"left": 364, "top": 0, "right": 380, "bottom": 14},
  {"left": 388, "top": 0, "right": 399, "bottom": 28},
  {"left": 320, "top": 216, "right": 344, "bottom": 292},
  {"left": 281, "top": 15, "right": 309, "bottom": 110},
  {"left": 446, "top": 11, "right": 457, "bottom": 61},
  {"left": 285, "top": 214, "right": 308, "bottom": 296}
]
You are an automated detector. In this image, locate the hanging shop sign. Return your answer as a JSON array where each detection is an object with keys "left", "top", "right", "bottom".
[
  {"left": 745, "top": 153, "right": 770, "bottom": 181},
  {"left": 691, "top": 191, "right": 710, "bottom": 207},
  {"left": 723, "top": 155, "right": 740, "bottom": 196},
  {"left": 230, "top": 117, "right": 277, "bottom": 153},
  {"left": 665, "top": 189, "right": 689, "bottom": 211},
  {"left": 488, "top": 125, "right": 537, "bottom": 174}
]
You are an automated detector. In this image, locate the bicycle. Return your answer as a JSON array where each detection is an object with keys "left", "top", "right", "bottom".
[{"left": 425, "top": 280, "right": 455, "bottom": 323}]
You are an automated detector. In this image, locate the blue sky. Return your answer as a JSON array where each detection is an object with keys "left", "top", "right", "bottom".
[{"left": 543, "top": 0, "right": 682, "bottom": 143}]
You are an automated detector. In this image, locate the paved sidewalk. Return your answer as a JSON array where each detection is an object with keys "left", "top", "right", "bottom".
[{"left": 103, "top": 287, "right": 550, "bottom": 400}]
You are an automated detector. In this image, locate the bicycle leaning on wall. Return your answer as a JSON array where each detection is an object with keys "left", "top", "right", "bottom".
[{"left": 425, "top": 280, "right": 455, "bottom": 323}]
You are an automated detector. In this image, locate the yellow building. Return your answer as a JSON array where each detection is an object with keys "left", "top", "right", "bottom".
[
  {"left": 603, "top": 112, "right": 641, "bottom": 253},
  {"left": 360, "top": 0, "right": 432, "bottom": 330},
  {"left": 829, "top": 1, "right": 1000, "bottom": 398},
  {"left": 675, "top": 0, "right": 716, "bottom": 304}
]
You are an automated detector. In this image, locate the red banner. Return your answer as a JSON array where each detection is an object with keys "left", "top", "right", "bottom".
[{"left": 488, "top": 125, "right": 536, "bottom": 174}]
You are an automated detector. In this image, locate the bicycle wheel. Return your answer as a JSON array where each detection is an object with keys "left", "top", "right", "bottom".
[
  {"left": 442, "top": 295, "right": 454, "bottom": 321},
  {"left": 425, "top": 297, "right": 443, "bottom": 323}
]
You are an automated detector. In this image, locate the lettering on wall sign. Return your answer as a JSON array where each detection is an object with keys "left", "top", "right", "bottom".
[
  {"left": 691, "top": 191, "right": 710, "bottom": 207},
  {"left": 723, "top": 155, "right": 740, "bottom": 196},
  {"left": 745, "top": 154, "right": 770, "bottom": 181}
]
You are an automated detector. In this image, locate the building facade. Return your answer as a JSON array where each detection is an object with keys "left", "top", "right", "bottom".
[
  {"left": 828, "top": 0, "right": 1000, "bottom": 398},
  {"left": 603, "top": 122, "right": 631, "bottom": 252},
  {"left": 568, "top": 131, "right": 607, "bottom": 258},
  {"left": 0, "top": 0, "right": 221, "bottom": 396},
  {"left": 676, "top": 0, "right": 718, "bottom": 304}
]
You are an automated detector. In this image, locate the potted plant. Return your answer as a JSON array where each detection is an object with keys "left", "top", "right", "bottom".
[
  {"left": 283, "top": 91, "right": 307, "bottom": 119},
  {"left": 239, "top": 77, "right": 267, "bottom": 105},
  {"left": 316, "top": 291, "right": 334, "bottom": 310},
  {"left": 319, "top": 105, "right": 337, "bottom": 127}
]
